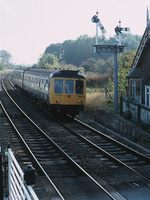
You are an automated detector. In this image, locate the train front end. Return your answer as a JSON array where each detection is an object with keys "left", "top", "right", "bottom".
[{"left": 49, "top": 70, "right": 86, "bottom": 116}]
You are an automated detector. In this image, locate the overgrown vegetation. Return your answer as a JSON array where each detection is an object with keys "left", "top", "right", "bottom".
[
  {"left": 85, "top": 87, "right": 114, "bottom": 117},
  {"left": 86, "top": 73, "right": 111, "bottom": 88}
]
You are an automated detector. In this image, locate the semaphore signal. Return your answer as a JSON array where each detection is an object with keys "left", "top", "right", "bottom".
[
  {"left": 91, "top": 12, "right": 128, "bottom": 111},
  {"left": 115, "top": 21, "right": 130, "bottom": 45},
  {"left": 91, "top": 11, "right": 106, "bottom": 45},
  {"left": 115, "top": 26, "right": 130, "bottom": 35}
]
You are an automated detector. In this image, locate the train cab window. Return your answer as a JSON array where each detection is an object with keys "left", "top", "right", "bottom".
[
  {"left": 76, "top": 80, "right": 84, "bottom": 94},
  {"left": 65, "top": 80, "right": 74, "bottom": 94},
  {"left": 55, "top": 79, "right": 63, "bottom": 94}
]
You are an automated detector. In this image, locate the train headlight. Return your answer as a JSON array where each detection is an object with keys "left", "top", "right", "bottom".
[
  {"left": 78, "top": 99, "right": 83, "bottom": 104},
  {"left": 57, "top": 99, "right": 60, "bottom": 103}
]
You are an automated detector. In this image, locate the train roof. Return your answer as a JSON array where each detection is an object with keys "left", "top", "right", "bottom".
[
  {"left": 51, "top": 70, "right": 85, "bottom": 79},
  {"left": 13, "top": 67, "right": 27, "bottom": 73},
  {"left": 14, "top": 68, "right": 85, "bottom": 79},
  {"left": 24, "top": 68, "right": 56, "bottom": 77}
]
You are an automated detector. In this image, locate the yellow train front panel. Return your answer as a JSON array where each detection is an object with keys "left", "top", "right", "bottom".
[{"left": 49, "top": 78, "right": 86, "bottom": 106}]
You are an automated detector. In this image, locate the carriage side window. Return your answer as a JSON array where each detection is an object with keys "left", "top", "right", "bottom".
[
  {"left": 65, "top": 80, "right": 74, "bottom": 94},
  {"left": 55, "top": 79, "right": 63, "bottom": 94},
  {"left": 44, "top": 79, "right": 48, "bottom": 91},
  {"left": 76, "top": 80, "right": 83, "bottom": 94}
]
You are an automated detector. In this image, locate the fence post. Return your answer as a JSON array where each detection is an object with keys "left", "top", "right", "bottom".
[
  {"left": 7, "top": 148, "right": 12, "bottom": 200},
  {"left": 0, "top": 147, "right": 3, "bottom": 200}
]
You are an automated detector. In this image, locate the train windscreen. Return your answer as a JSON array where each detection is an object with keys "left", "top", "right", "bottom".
[
  {"left": 55, "top": 79, "right": 63, "bottom": 93},
  {"left": 76, "top": 80, "right": 83, "bottom": 94},
  {"left": 65, "top": 80, "right": 74, "bottom": 94}
]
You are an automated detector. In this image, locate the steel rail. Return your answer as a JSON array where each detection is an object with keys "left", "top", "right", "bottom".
[
  {"left": 60, "top": 117, "right": 150, "bottom": 184},
  {"left": 0, "top": 100, "right": 65, "bottom": 200},
  {"left": 1, "top": 76, "right": 118, "bottom": 200},
  {"left": 1, "top": 77, "right": 65, "bottom": 200},
  {"left": 74, "top": 118, "right": 150, "bottom": 163}
]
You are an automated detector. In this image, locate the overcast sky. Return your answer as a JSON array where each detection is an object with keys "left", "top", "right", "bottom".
[{"left": 0, "top": 0, "right": 150, "bottom": 65}]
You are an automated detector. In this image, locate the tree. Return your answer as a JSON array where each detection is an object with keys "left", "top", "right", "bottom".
[
  {"left": 44, "top": 34, "right": 141, "bottom": 67},
  {"left": 80, "top": 58, "right": 96, "bottom": 73},
  {"left": 0, "top": 50, "right": 12, "bottom": 70},
  {"left": 109, "top": 50, "right": 136, "bottom": 95},
  {"left": 45, "top": 43, "right": 64, "bottom": 60},
  {"left": 37, "top": 53, "right": 60, "bottom": 69},
  {"left": 80, "top": 56, "right": 114, "bottom": 75},
  {"left": 120, "top": 33, "right": 141, "bottom": 51}
]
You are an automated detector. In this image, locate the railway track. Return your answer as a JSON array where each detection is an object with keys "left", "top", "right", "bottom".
[
  {"left": 1, "top": 74, "right": 65, "bottom": 199},
  {"left": 65, "top": 119, "right": 150, "bottom": 172},
  {"left": 0, "top": 75, "right": 126, "bottom": 199},
  {"left": 60, "top": 118, "right": 150, "bottom": 182},
  {"left": 1, "top": 73, "right": 150, "bottom": 199}
]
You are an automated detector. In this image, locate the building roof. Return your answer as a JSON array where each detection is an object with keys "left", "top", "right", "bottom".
[
  {"left": 126, "top": 26, "right": 150, "bottom": 79},
  {"left": 126, "top": 68, "right": 141, "bottom": 78},
  {"left": 131, "top": 27, "right": 150, "bottom": 69}
]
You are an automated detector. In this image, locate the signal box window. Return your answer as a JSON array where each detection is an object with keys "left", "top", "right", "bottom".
[
  {"left": 65, "top": 80, "right": 74, "bottom": 94},
  {"left": 55, "top": 79, "right": 63, "bottom": 94},
  {"left": 145, "top": 86, "right": 150, "bottom": 107},
  {"left": 132, "top": 81, "right": 136, "bottom": 96},
  {"left": 76, "top": 80, "right": 83, "bottom": 94}
]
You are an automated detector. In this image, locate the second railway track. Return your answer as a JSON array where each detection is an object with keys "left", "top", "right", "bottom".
[{"left": 1, "top": 72, "right": 150, "bottom": 200}]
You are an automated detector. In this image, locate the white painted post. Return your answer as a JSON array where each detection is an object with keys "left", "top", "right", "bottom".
[{"left": 6, "top": 148, "right": 39, "bottom": 200}]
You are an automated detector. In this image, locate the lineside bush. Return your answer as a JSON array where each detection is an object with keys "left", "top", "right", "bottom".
[{"left": 86, "top": 73, "right": 111, "bottom": 88}]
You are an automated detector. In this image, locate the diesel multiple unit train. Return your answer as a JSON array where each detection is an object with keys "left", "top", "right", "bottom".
[{"left": 12, "top": 68, "right": 86, "bottom": 116}]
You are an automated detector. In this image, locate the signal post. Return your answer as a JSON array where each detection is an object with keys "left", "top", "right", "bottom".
[
  {"left": 94, "top": 44, "right": 125, "bottom": 111},
  {"left": 92, "top": 12, "right": 129, "bottom": 111}
]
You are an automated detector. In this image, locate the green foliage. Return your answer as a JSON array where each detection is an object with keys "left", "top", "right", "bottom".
[
  {"left": 36, "top": 53, "right": 79, "bottom": 70},
  {"left": 0, "top": 64, "right": 4, "bottom": 70},
  {"left": 118, "top": 50, "right": 136, "bottom": 94},
  {"left": 0, "top": 50, "right": 12, "bottom": 70},
  {"left": 59, "top": 61, "right": 78, "bottom": 70},
  {"left": 120, "top": 33, "right": 141, "bottom": 51},
  {"left": 45, "top": 43, "right": 64, "bottom": 60},
  {"left": 37, "top": 53, "right": 60, "bottom": 69},
  {"left": 45, "top": 33, "right": 141, "bottom": 68},
  {"left": 80, "top": 58, "right": 97, "bottom": 73},
  {"left": 43, "top": 34, "right": 140, "bottom": 93},
  {"left": 109, "top": 50, "right": 136, "bottom": 94}
]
